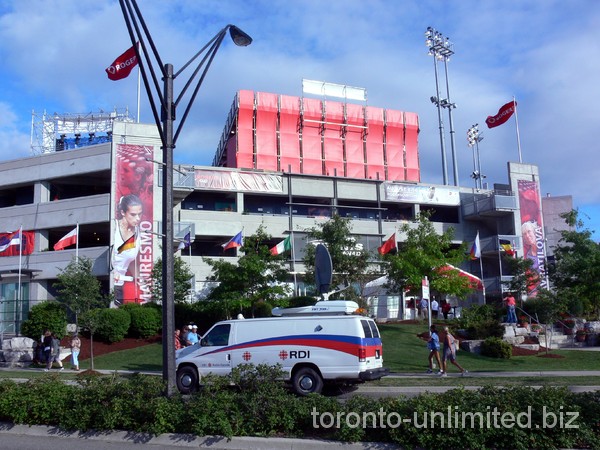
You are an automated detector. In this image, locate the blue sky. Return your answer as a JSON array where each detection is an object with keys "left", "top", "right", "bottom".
[{"left": 0, "top": 0, "right": 599, "bottom": 238}]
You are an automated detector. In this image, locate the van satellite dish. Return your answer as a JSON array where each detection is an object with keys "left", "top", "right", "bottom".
[{"left": 314, "top": 243, "right": 332, "bottom": 295}]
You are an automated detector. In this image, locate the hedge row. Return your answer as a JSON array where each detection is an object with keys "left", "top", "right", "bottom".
[{"left": 0, "top": 365, "right": 598, "bottom": 449}]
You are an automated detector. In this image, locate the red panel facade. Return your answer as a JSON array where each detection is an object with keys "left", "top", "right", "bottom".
[
  {"left": 365, "top": 106, "right": 385, "bottom": 180},
  {"left": 255, "top": 92, "right": 278, "bottom": 171},
  {"left": 279, "top": 94, "right": 301, "bottom": 172},
  {"left": 345, "top": 103, "right": 366, "bottom": 179},
  {"left": 323, "top": 100, "right": 345, "bottom": 176},
  {"left": 223, "top": 90, "right": 419, "bottom": 181},
  {"left": 236, "top": 90, "right": 255, "bottom": 169},
  {"left": 404, "top": 111, "right": 420, "bottom": 181},
  {"left": 300, "top": 98, "right": 324, "bottom": 175},
  {"left": 385, "top": 109, "right": 406, "bottom": 181}
]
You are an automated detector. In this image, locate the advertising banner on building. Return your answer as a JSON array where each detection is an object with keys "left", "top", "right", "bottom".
[
  {"left": 111, "top": 144, "right": 154, "bottom": 306},
  {"left": 194, "top": 169, "right": 283, "bottom": 193},
  {"left": 384, "top": 183, "right": 460, "bottom": 206},
  {"left": 518, "top": 179, "right": 548, "bottom": 295}
]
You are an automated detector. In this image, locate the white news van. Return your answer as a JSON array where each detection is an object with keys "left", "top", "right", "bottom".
[{"left": 175, "top": 301, "right": 389, "bottom": 395}]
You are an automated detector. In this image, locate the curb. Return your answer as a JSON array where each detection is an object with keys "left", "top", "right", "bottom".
[{"left": 0, "top": 422, "right": 397, "bottom": 449}]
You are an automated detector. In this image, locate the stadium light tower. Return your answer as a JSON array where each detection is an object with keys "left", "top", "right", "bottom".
[
  {"left": 425, "top": 27, "right": 458, "bottom": 186},
  {"left": 467, "top": 124, "right": 485, "bottom": 189},
  {"left": 118, "top": 0, "right": 252, "bottom": 396}
]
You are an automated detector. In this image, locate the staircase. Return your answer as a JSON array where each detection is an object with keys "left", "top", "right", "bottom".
[{"left": 502, "top": 323, "right": 582, "bottom": 350}]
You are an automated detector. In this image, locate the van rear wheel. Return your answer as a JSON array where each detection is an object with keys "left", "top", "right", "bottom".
[
  {"left": 176, "top": 366, "right": 199, "bottom": 394},
  {"left": 292, "top": 367, "right": 323, "bottom": 395}
]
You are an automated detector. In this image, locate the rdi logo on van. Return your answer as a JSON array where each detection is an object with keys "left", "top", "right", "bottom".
[{"left": 175, "top": 300, "right": 389, "bottom": 396}]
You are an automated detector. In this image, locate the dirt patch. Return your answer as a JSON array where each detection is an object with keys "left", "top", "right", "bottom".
[
  {"left": 511, "top": 345, "right": 565, "bottom": 358},
  {"left": 60, "top": 334, "right": 162, "bottom": 361}
]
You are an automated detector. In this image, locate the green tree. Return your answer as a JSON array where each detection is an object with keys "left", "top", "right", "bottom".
[
  {"left": 501, "top": 256, "right": 540, "bottom": 303},
  {"left": 302, "top": 214, "right": 374, "bottom": 303},
  {"left": 54, "top": 257, "right": 109, "bottom": 370},
  {"left": 150, "top": 254, "right": 195, "bottom": 304},
  {"left": 383, "top": 212, "right": 473, "bottom": 298},
  {"left": 204, "top": 226, "right": 290, "bottom": 318},
  {"left": 549, "top": 209, "right": 600, "bottom": 317}
]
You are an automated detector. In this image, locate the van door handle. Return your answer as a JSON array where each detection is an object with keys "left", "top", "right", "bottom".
[{"left": 227, "top": 354, "right": 231, "bottom": 361}]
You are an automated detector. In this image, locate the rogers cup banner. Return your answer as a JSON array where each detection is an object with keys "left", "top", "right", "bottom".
[
  {"left": 111, "top": 143, "right": 154, "bottom": 306},
  {"left": 106, "top": 43, "right": 138, "bottom": 81},
  {"left": 518, "top": 179, "right": 548, "bottom": 295},
  {"left": 485, "top": 101, "right": 516, "bottom": 129}
]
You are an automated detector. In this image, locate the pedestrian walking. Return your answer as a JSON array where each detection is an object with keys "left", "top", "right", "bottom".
[
  {"left": 45, "top": 332, "right": 64, "bottom": 371},
  {"left": 440, "top": 326, "right": 467, "bottom": 377},
  {"left": 70, "top": 333, "right": 81, "bottom": 371},
  {"left": 426, "top": 324, "right": 442, "bottom": 374}
]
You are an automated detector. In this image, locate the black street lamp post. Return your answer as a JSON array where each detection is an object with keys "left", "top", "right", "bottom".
[{"left": 118, "top": 0, "right": 252, "bottom": 395}]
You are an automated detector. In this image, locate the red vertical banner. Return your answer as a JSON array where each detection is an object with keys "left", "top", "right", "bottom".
[
  {"left": 112, "top": 144, "right": 154, "bottom": 306},
  {"left": 518, "top": 179, "right": 548, "bottom": 295}
]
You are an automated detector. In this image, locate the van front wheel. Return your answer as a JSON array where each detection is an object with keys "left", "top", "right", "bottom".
[
  {"left": 176, "top": 366, "right": 199, "bottom": 394},
  {"left": 292, "top": 367, "right": 323, "bottom": 395}
]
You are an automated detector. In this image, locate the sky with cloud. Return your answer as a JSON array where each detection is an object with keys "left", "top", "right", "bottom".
[{"left": 0, "top": 0, "right": 599, "bottom": 238}]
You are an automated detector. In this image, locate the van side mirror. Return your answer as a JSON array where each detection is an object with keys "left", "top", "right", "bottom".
[{"left": 200, "top": 338, "right": 207, "bottom": 347}]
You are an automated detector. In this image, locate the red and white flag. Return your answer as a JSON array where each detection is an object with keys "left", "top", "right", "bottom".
[
  {"left": 54, "top": 227, "right": 78, "bottom": 251},
  {"left": 106, "top": 43, "right": 139, "bottom": 81},
  {"left": 378, "top": 233, "right": 397, "bottom": 255},
  {"left": 485, "top": 100, "right": 517, "bottom": 128}
]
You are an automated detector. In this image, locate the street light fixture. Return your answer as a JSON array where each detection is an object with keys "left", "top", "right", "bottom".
[
  {"left": 118, "top": 0, "right": 252, "bottom": 395},
  {"left": 425, "top": 27, "right": 458, "bottom": 186},
  {"left": 467, "top": 124, "right": 485, "bottom": 189}
]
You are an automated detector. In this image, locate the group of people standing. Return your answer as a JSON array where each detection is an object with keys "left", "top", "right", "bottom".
[
  {"left": 39, "top": 330, "right": 81, "bottom": 371},
  {"left": 175, "top": 324, "right": 200, "bottom": 350},
  {"left": 417, "top": 297, "right": 453, "bottom": 320},
  {"left": 426, "top": 324, "right": 468, "bottom": 377}
]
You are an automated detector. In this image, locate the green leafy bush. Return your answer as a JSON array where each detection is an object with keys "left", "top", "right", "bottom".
[
  {"left": 20, "top": 301, "right": 68, "bottom": 340},
  {"left": 95, "top": 308, "right": 131, "bottom": 343},
  {"left": 121, "top": 304, "right": 161, "bottom": 338},
  {"left": 0, "top": 370, "right": 599, "bottom": 448},
  {"left": 480, "top": 336, "right": 512, "bottom": 359}
]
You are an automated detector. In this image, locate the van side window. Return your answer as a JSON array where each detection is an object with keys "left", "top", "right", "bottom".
[
  {"left": 360, "top": 320, "right": 373, "bottom": 338},
  {"left": 201, "top": 324, "right": 231, "bottom": 346}
]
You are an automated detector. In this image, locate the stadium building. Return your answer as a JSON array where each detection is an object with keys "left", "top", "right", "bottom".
[{"left": 0, "top": 86, "right": 550, "bottom": 333}]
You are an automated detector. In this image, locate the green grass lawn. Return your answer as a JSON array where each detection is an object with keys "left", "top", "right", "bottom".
[
  {"left": 8, "top": 322, "right": 598, "bottom": 384},
  {"left": 379, "top": 322, "right": 600, "bottom": 373}
]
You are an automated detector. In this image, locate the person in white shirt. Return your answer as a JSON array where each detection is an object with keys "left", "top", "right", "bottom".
[{"left": 431, "top": 297, "right": 439, "bottom": 319}]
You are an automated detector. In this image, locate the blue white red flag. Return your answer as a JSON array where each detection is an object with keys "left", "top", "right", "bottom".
[
  {"left": 222, "top": 231, "right": 243, "bottom": 250},
  {"left": 0, "top": 230, "right": 21, "bottom": 253}
]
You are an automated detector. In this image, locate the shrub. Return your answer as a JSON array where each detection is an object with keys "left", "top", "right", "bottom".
[
  {"left": 20, "top": 301, "right": 68, "bottom": 340},
  {"left": 95, "top": 308, "right": 131, "bottom": 343},
  {"left": 467, "top": 319, "right": 505, "bottom": 339},
  {"left": 480, "top": 337, "right": 512, "bottom": 359},
  {"left": 121, "top": 304, "right": 161, "bottom": 338}
]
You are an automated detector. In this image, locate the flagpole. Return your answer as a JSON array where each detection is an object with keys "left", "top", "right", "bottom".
[
  {"left": 189, "top": 241, "right": 193, "bottom": 303},
  {"left": 479, "top": 255, "right": 486, "bottom": 304},
  {"left": 137, "top": 65, "right": 141, "bottom": 123},
  {"left": 513, "top": 96, "right": 523, "bottom": 163},
  {"left": 290, "top": 231, "right": 297, "bottom": 296},
  {"left": 17, "top": 225, "right": 23, "bottom": 334},
  {"left": 75, "top": 223, "right": 79, "bottom": 262}
]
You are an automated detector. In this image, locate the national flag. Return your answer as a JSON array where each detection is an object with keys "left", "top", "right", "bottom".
[
  {"left": 222, "top": 231, "right": 243, "bottom": 250},
  {"left": 118, "top": 234, "right": 136, "bottom": 253},
  {"left": 469, "top": 232, "right": 481, "bottom": 260},
  {"left": 499, "top": 239, "right": 516, "bottom": 257},
  {"left": 0, "top": 230, "right": 21, "bottom": 253},
  {"left": 270, "top": 235, "right": 292, "bottom": 255},
  {"left": 106, "top": 43, "right": 139, "bottom": 81},
  {"left": 378, "top": 232, "right": 397, "bottom": 255},
  {"left": 54, "top": 227, "right": 77, "bottom": 251},
  {"left": 485, "top": 100, "right": 517, "bottom": 128},
  {"left": 177, "top": 232, "right": 191, "bottom": 251}
]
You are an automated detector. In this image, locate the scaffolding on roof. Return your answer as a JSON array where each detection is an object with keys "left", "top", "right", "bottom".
[{"left": 30, "top": 108, "right": 134, "bottom": 155}]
